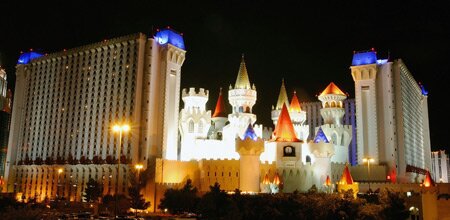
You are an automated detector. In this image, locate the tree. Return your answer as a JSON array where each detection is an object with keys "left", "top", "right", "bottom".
[
  {"left": 83, "top": 178, "right": 102, "bottom": 203},
  {"left": 380, "top": 190, "right": 409, "bottom": 220},
  {"left": 159, "top": 179, "right": 199, "bottom": 214},
  {"left": 197, "top": 182, "right": 240, "bottom": 219},
  {"left": 128, "top": 186, "right": 150, "bottom": 217}
]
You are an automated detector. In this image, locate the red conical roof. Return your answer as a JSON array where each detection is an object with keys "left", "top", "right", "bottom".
[
  {"left": 423, "top": 170, "right": 434, "bottom": 187},
  {"left": 263, "top": 173, "right": 270, "bottom": 185},
  {"left": 212, "top": 88, "right": 227, "bottom": 118},
  {"left": 290, "top": 91, "right": 302, "bottom": 112},
  {"left": 273, "top": 172, "right": 281, "bottom": 185},
  {"left": 325, "top": 175, "right": 331, "bottom": 186},
  {"left": 272, "top": 104, "right": 300, "bottom": 142},
  {"left": 340, "top": 164, "right": 354, "bottom": 185},
  {"left": 320, "top": 82, "right": 346, "bottom": 96}
]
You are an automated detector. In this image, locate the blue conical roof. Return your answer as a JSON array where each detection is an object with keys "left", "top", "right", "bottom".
[
  {"left": 313, "top": 127, "right": 329, "bottom": 143},
  {"left": 242, "top": 123, "right": 257, "bottom": 141}
]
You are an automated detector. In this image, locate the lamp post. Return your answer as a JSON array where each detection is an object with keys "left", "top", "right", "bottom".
[
  {"left": 362, "top": 157, "right": 375, "bottom": 193},
  {"left": 57, "top": 168, "right": 63, "bottom": 200},
  {"left": 112, "top": 124, "right": 130, "bottom": 218},
  {"left": 135, "top": 164, "right": 143, "bottom": 185}
]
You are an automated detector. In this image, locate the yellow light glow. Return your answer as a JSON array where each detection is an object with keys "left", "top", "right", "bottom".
[
  {"left": 112, "top": 124, "right": 131, "bottom": 132},
  {"left": 135, "top": 164, "right": 143, "bottom": 170},
  {"left": 58, "top": 168, "right": 63, "bottom": 174}
]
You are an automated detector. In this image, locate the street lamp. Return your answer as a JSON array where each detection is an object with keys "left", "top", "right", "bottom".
[
  {"left": 362, "top": 157, "right": 375, "bottom": 192},
  {"left": 112, "top": 123, "right": 130, "bottom": 218},
  {"left": 57, "top": 168, "right": 63, "bottom": 200},
  {"left": 135, "top": 164, "right": 143, "bottom": 185}
]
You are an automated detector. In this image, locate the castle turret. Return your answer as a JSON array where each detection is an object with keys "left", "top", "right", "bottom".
[
  {"left": 289, "top": 91, "right": 309, "bottom": 141},
  {"left": 307, "top": 127, "right": 335, "bottom": 190},
  {"left": 236, "top": 123, "right": 264, "bottom": 193},
  {"left": 337, "top": 164, "right": 359, "bottom": 198},
  {"left": 226, "top": 55, "right": 258, "bottom": 139},
  {"left": 271, "top": 79, "right": 289, "bottom": 126},
  {"left": 272, "top": 104, "right": 302, "bottom": 170},
  {"left": 316, "top": 82, "right": 352, "bottom": 163},
  {"left": 210, "top": 88, "right": 228, "bottom": 139},
  {"left": 318, "top": 82, "right": 346, "bottom": 125},
  {"left": 179, "top": 88, "right": 211, "bottom": 160}
]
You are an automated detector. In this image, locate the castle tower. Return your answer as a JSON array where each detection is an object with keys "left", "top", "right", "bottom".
[
  {"left": 236, "top": 124, "right": 264, "bottom": 193},
  {"left": 318, "top": 82, "right": 346, "bottom": 125},
  {"left": 210, "top": 88, "right": 228, "bottom": 139},
  {"left": 307, "top": 128, "right": 335, "bottom": 190},
  {"left": 289, "top": 91, "right": 309, "bottom": 141},
  {"left": 271, "top": 79, "right": 289, "bottom": 126},
  {"left": 316, "top": 82, "right": 352, "bottom": 163},
  {"left": 337, "top": 164, "right": 359, "bottom": 198},
  {"left": 226, "top": 55, "right": 258, "bottom": 139},
  {"left": 272, "top": 104, "right": 302, "bottom": 168},
  {"left": 179, "top": 88, "right": 211, "bottom": 160}
]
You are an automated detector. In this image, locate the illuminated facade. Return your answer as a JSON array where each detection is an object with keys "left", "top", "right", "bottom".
[
  {"left": 350, "top": 50, "right": 431, "bottom": 182},
  {"left": 0, "top": 67, "right": 12, "bottom": 178},
  {"left": 3, "top": 29, "right": 186, "bottom": 201},
  {"left": 431, "top": 150, "right": 449, "bottom": 183}
]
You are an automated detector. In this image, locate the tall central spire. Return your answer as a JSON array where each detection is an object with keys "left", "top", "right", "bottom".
[
  {"left": 276, "top": 79, "right": 289, "bottom": 110},
  {"left": 234, "top": 54, "right": 251, "bottom": 89}
]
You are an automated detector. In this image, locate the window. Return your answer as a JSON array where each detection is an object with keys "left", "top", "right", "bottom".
[
  {"left": 188, "top": 120, "right": 194, "bottom": 133},
  {"left": 283, "top": 146, "right": 295, "bottom": 157}
]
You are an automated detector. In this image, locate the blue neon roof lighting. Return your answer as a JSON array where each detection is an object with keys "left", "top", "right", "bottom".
[
  {"left": 419, "top": 84, "right": 429, "bottom": 96},
  {"left": 351, "top": 51, "right": 378, "bottom": 66},
  {"left": 242, "top": 123, "right": 258, "bottom": 141},
  {"left": 154, "top": 28, "right": 185, "bottom": 50},
  {"left": 313, "top": 127, "right": 329, "bottom": 143},
  {"left": 17, "top": 52, "right": 43, "bottom": 64}
]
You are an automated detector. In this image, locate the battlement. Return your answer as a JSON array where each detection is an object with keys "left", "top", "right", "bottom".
[
  {"left": 321, "top": 124, "right": 352, "bottom": 130},
  {"left": 182, "top": 87, "right": 209, "bottom": 98}
]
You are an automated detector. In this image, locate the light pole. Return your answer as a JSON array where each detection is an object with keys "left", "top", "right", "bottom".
[
  {"left": 57, "top": 168, "right": 63, "bottom": 200},
  {"left": 362, "top": 157, "right": 375, "bottom": 193},
  {"left": 112, "top": 124, "right": 130, "bottom": 218},
  {"left": 135, "top": 164, "right": 143, "bottom": 185}
]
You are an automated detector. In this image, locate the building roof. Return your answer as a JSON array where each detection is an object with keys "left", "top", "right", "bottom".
[
  {"left": 212, "top": 88, "right": 227, "bottom": 118},
  {"left": 423, "top": 170, "right": 435, "bottom": 187},
  {"left": 313, "top": 127, "right": 329, "bottom": 143},
  {"left": 154, "top": 28, "right": 185, "bottom": 50},
  {"left": 273, "top": 172, "right": 281, "bottom": 185},
  {"left": 339, "top": 164, "right": 354, "bottom": 185},
  {"left": 351, "top": 50, "right": 377, "bottom": 66},
  {"left": 325, "top": 175, "right": 331, "bottom": 186},
  {"left": 272, "top": 104, "right": 300, "bottom": 142},
  {"left": 234, "top": 55, "right": 251, "bottom": 90},
  {"left": 17, "top": 52, "right": 43, "bottom": 65},
  {"left": 319, "top": 82, "right": 346, "bottom": 96},
  {"left": 242, "top": 123, "right": 258, "bottom": 141},
  {"left": 289, "top": 91, "right": 302, "bottom": 112},
  {"left": 276, "top": 79, "right": 289, "bottom": 110}
]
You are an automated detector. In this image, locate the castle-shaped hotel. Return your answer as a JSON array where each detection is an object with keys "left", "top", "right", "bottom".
[{"left": 2, "top": 29, "right": 432, "bottom": 209}]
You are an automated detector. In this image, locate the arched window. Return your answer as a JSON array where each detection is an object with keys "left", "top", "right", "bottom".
[
  {"left": 245, "top": 106, "right": 251, "bottom": 113},
  {"left": 238, "top": 106, "right": 244, "bottom": 113},
  {"left": 331, "top": 101, "right": 336, "bottom": 107},
  {"left": 332, "top": 133, "right": 337, "bottom": 144},
  {"left": 325, "top": 102, "right": 330, "bottom": 108},
  {"left": 188, "top": 120, "right": 194, "bottom": 133},
  {"left": 306, "top": 155, "right": 311, "bottom": 163}
]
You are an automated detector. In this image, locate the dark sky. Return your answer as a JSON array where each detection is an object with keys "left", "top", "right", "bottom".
[{"left": 1, "top": 1, "right": 449, "bottom": 152}]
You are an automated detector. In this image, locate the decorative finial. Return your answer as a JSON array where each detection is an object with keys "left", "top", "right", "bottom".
[
  {"left": 241, "top": 53, "right": 245, "bottom": 61},
  {"left": 219, "top": 87, "right": 223, "bottom": 94}
]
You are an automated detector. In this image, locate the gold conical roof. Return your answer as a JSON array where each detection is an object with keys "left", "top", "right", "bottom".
[
  {"left": 276, "top": 79, "right": 289, "bottom": 110},
  {"left": 234, "top": 54, "right": 251, "bottom": 89}
]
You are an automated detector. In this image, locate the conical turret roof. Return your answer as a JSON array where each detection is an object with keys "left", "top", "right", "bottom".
[
  {"left": 320, "top": 82, "right": 346, "bottom": 97},
  {"left": 423, "top": 170, "right": 435, "bottom": 187},
  {"left": 273, "top": 172, "right": 281, "bottom": 185},
  {"left": 276, "top": 79, "right": 289, "bottom": 110},
  {"left": 340, "top": 164, "right": 354, "bottom": 185},
  {"left": 212, "top": 88, "right": 227, "bottom": 118},
  {"left": 234, "top": 54, "right": 251, "bottom": 89},
  {"left": 242, "top": 123, "right": 258, "bottom": 141},
  {"left": 325, "top": 175, "right": 331, "bottom": 186},
  {"left": 272, "top": 104, "right": 300, "bottom": 142},
  {"left": 263, "top": 173, "right": 270, "bottom": 185},
  {"left": 313, "top": 127, "right": 329, "bottom": 143},
  {"left": 290, "top": 91, "right": 302, "bottom": 112}
]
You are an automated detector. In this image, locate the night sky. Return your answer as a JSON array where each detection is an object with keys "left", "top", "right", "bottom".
[{"left": 1, "top": 1, "right": 449, "bottom": 151}]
